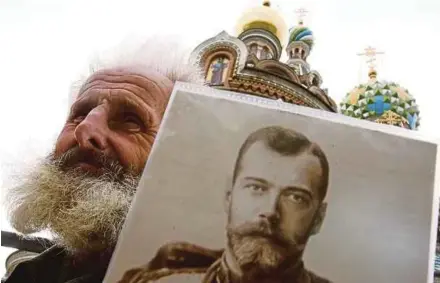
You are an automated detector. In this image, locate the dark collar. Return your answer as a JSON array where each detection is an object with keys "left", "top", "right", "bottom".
[
  {"left": 212, "top": 253, "right": 309, "bottom": 283},
  {"left": 4, "top": 246, "right": 108, "bottom": 283}
]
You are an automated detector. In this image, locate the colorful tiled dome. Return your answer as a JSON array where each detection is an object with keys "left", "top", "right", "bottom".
[
  {"left": 435, "top": 251, "right": 440, "bottom": 273},
  {"left": 288, "top": 25, "right": 314, "bottom": 50},
  {"left": 340, "top": 73, "right": 420, "bottom": 130}
]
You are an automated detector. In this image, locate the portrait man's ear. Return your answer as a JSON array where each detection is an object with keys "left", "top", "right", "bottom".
[
  {"left": 224, "top": 175, "right": 233, "bottom": 214},
  {"left": 310, "top": 202, "right": 327, "bottom": 235}
]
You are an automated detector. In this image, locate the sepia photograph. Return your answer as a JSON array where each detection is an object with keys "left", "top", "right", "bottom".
[{"left": 103, "top": 83, "right": 439, "bottom": 283}]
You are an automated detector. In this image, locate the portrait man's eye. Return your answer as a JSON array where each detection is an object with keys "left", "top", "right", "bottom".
[
  {"left": 284, "top": 191, "right": 311, "bottom": 206},
  {"left": 244, "top": 184, "right": 266, "bottom": 194}
]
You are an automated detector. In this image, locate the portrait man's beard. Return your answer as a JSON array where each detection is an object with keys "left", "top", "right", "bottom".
[
  {"left": 227, "top": 217, "right": 306, "bottom": 278},
  {"left": 5, "top": 147, "right": 140, "bottom": 255}
]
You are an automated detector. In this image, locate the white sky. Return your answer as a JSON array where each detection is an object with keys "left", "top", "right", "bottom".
[{"left": 1, "top": 0, "right": 439, "bottom": 278}]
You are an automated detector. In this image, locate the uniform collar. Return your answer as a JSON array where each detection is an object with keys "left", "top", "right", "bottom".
[{"left": 211, "top": 252, "right": 310, "bottom": 283}]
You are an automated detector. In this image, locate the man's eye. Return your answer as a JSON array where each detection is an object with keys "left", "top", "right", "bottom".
[
  {"left": 245, "top": 184, "right": 266, "bottom": 194},
  {"left": 72, "top": 116, "right": 85, "bottom": 124},
  {"left": 70, "top": 105, "right": 92, "bottom": 123},
  {"left": 287, "top": 193, "right": 307, "bottom": 204},
  {"left": 123, "top": 114, "right": 143, "bottom": 132}
]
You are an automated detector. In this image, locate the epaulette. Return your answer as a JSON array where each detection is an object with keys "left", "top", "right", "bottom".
[
  {"left": 4, "top": 250, "right": 40, "bottom": 278},
  {"left": 1, "top": 231, "right": 54, "bottom": 278},
  {"left": 117, "top": 241, "right": 224, "bottom": 283}
]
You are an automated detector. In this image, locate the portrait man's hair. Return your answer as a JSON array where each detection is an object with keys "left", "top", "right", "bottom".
[{"left": 232, "top": 126, "right": 329, "bottom": 201}]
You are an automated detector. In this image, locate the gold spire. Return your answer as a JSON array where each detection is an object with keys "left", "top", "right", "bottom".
[
  {"left": 357, "top": 46, "right": 384, "bottom": 81},
  {"left": 295, "top": 7, "right": 308, "bottom": 25}
]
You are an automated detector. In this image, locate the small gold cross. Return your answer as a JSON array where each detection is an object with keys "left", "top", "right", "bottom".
[
  {"left": 295, "top": 7, "right": 309, "bottom": 24},
  {"left": 357, "top": 46, "right": 385, "bottom": 70}
]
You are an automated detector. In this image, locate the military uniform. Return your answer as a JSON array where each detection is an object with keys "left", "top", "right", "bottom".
[
  {"left": 117, "top": 242, "right": 223, "bottom": 283},
  {"left": 117, "top": 242, "right": 333, "bottom": 283}
]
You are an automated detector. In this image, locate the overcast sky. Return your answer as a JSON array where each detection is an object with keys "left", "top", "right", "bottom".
[{"left": 1, "top": 0, "right": 439, "bottom": 277}]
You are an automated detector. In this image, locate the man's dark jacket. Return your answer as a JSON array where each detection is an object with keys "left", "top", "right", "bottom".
[{"left": 2, "top": 246, "right": 108, "bottom": 283}]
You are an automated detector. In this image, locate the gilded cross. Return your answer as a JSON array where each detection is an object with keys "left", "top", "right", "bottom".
[
  {"left": 357, "top": 46, "right": 385, "bottom": 70},
  {"left": 295, "top": 7, "right": 309, "bottom": 24}
]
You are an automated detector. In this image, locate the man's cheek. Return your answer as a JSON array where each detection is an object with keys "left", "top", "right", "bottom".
[
  {"left": 282, "top": 215, "right": 309, "bottom": 234},
  {"left": 118, "top": 145, "right": 149, "bottom": 174},
  {"left": 136, "top": 134, "right": 155, "bottom": 156},
  {"left": 134, "top": 148, "right": 151, "bottom": 174}
]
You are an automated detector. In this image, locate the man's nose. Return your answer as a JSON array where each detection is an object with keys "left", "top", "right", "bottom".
[
  {"left": 258, "top": 192, "right": 280, "bottom": 223},
  {"left": 74, "top": 105, "right": 110, "bottom": 152}
]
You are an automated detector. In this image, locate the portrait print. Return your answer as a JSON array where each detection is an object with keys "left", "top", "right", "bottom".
[{"left": 104, "top": 82, "right": 439, "bottom": 283}]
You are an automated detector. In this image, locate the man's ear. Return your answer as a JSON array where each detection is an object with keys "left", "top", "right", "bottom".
[
  {"left": 310, "top": 202, "right": 327, "bottom": 235},
  {"left": 224, "top": 176, "right": 233, "bottom": 214},
  {"left": 224, "top": 190, "right": 232, "bottom": 214}
]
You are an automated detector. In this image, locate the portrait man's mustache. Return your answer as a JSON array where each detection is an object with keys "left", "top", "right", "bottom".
[
  {"left": 227, "top": 218, "right": 296, "bottom": 275},
  {"left": 226, "top": 210, "right": 316, "bottom": 275}
]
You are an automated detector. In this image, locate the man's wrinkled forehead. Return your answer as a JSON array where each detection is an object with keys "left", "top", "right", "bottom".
[{"left": 75, "top": 68, "right": 174, "bottom": 107}]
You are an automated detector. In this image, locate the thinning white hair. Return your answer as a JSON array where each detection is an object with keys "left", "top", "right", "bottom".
[{"left": 68, "top": 35, "right": 205, "bottom": 109}]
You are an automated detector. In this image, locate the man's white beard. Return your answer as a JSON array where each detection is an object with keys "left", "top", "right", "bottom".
[{"left": 5, "top": 152, "right": 140, "bottom": 255}]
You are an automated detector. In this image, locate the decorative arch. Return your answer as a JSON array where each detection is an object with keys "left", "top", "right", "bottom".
[
  {"left": 203, "top": 50, "right": 236, "bottom": 86},
  {"left": 255, "top": 60, "right": 300, "bottom": 83},
  {"left": 242, "top": 39, "right": 275, "bottom": 60},
  {"left": 308, "top": 71, "right": 323, "bottom": 87},
  {"left": 189, "top": 31, "right": 249, "bottom": 78}
]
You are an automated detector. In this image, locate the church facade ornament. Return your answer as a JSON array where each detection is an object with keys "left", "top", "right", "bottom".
[{"left": 189, "top": 3, "right": 337, "bottom": 113}]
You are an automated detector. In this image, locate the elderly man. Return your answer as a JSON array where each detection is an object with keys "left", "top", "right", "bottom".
[
  {"left": 118, "top": 126, "right": 333, "bottom": 283},
  {"left": 2, "top": 38, "right": 204, "bottom": 283}
]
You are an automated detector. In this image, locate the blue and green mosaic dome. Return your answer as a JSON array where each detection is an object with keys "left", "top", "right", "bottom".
[
  {"left": 340, "top": 77, "right": 420, "bottom": 130},
  {"left": 435, "top": 254, "right": 440, "bottom": 273},
  {"left": 288, "top": 25, "right": 314, "bottom": 50}
]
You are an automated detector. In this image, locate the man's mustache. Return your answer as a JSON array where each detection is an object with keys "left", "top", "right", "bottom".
[
  {"left": 231, "top": 219, "right": 290, "bottom": 246},
  {"left": 53, "top": 147, "right": 124, "bottom": 176},
  {"left": 233, "top": 219, "right": 274, "bottom": 237}
]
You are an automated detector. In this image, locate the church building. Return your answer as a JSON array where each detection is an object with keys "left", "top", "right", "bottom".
[{"left": 189, "top": 0, "right": 338, "bottom": 113}]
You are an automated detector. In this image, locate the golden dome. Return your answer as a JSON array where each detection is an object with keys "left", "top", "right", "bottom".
[{"left": 235, "top": 0, "right": 288, "bottom": 44}]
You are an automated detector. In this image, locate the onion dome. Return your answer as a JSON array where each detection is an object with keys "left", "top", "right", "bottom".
[
  {"left": 235, "top": 0, "right": 288, "bottom": 45},
  {"left": 435, "top": 252, "right": 440, "bottom": 274},
  {"left": 286, "top": 9, "right": 314, "bottom": 65},
  {"left": 340, "top": 69, "right": 420, "bottom": 130},
  {"left": 288, "top": 24, "right": 314, "bottom": 51},
  {"left": 436, "top": 219, "right": 440, "bottom": 273}
]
